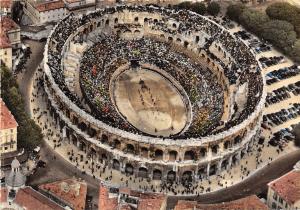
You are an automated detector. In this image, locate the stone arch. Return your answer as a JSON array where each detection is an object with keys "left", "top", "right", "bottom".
[
  {"left": 234, "top": 136, "right": 241, "bottom": 145},
  {"left": 211, "top": 145, "right": 219, "bottom": 154},
  {"left": 154, "top": 149, "right": 163, "bottom": 160},
  {"left": 153, "top": 169, "right": 162, "bottom": 180},
  {"left": 134, "top": 17, "right": 139, "bottom": 22},
  {"left": 221, "top": 159, "right": 228, "bottom": 170},
  {"left": 79, "top": 141, "right": 86, "bottom": 152},
  {"left": 172, "top": 23, "right": 177, "bottom": 28},
  {"left": 176, "top": 38, "right": 181, "bottom": 43},
  {"left": 209, "top": 164, "right": 217, "bottom": 176},
  {"left": 184, "top": 150, "right": 196, "bottom": 161},
  {"left": 167, "top": 171, "right": 176, "bottom": 182},
  {"left": 125, "top": 163, "right": 134, "bottom": 175},
  {"left": 198, "top": 166, "right": 207, "bottom": 179},
  {"left": 160, "top": 34, "right": 165, "bottom": 39},
  {"left": 101, "top": 134, "right": 108, "bottom": 144},
  {"left": 100, "top": 153, "right": 107, "bottom": 164},
  {"left": 241, "top": 149, "right": 246, "bottom": 158},
  {"left": 144, "top": 17, "right": 148, "bottom": 22},
  {"left": 105, "top": 19, "right": 109, "bottom": 26},
  {"left": 140, "top": 147, "right": 148, "bottom": 158},
  {"left": 184, "top": 41, "right": 189, "bottom": 48},
  {"left": 114, "top": 18, "right": 118, "bottom": 24},
  {"left": 113, "top": 139, "right": 121, "bottom": 149},
  {"left": 89, "top": 147, "right": 97, "bottom": 159},
  {"left": 182, "top": 171, "right": 193, "bottom": 186},
  {"left": 97, "top": 22, "right": 101, "bottom": 27},
  {"left": 195, "top": 36, "right": 200, "bottom": 43},
  {"left": 169, "top": 150, "right": 177, "bottom": 161},
  {"left": 112, "top": 159, "right": 120, "bottom": 170},
  {"left": 207, "top": 57, "right": 211, "bottom": 63},
  {"left": 88, "top": 127, "right": 96, "bottom": 138},
  {"left": 199, "top": 148, "right": 207, "bottom": 157},
  {"left": 126, "top": 144, "right": 135, "bottom": 154},
  {"left": 72, "top": 135, "right": 77, "bottom": 146},
  {"left": 224, "top": 141, "right": 231, "bottom": 150},
  {"left": 138, "top": 167, "right": 148, "bottom": 178},
  {"left": 79, "top": 122, "right": 87, "bottom": 132},
  {"left": 154, "top": 19, "right": 158, "bottom": 23},
  {"left": 232, "top": 154, "right": 238, "bottom": 165},
  {"left": 134, "top": 30, "right": 141, "bottom": 34},
  {"left": 168, "top": 36, "right": 173, "bottom": 42}
]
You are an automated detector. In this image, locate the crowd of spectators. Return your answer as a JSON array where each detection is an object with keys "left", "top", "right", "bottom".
[{"left": 80, "top": 36, "right": 224, "bottom": 137}]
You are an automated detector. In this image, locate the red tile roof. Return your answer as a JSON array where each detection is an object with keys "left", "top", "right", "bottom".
[
  {"left": 0, "top": 16, "right": 19, "bottom": 33},
  {"left": 0, "top": 187, "right": 8, "bottom": 203},
  {"left": 268, "top": 170, "right": 300, "bottom": 205},
  {"left": 15, "top": 187, "right": 64, "bottom": 210},
  {"left": 98, "top": 184, "right": 118, "bottom": 210},
  {"left": 98, "top": 184, "right": 167, "bottom": 210},
  {"left": 174, "top": 195, "right": 268, "bottom": 210},
  {"left": 0, "top": 0, "right": 12, "bottom": 9},
  {"left": 34, "top": 0, "right": 65, "bottom": 12},
  {"left": 39, "top": 178, "right": 87, "bottom": 210},
  {"left": 0, "top": 32, "right": 10, "bottom": 48},
  {"left": 0, "top": 98, "right": 17, "bottom": 130}
]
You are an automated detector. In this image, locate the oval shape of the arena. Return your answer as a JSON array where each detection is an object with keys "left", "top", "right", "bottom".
[{"left": 44, "top": 5, "right": 266, "bottom": 143}]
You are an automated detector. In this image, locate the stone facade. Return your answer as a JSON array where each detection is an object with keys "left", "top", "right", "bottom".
[{"left": 43, "top": 6, "right": 266, "bottom": 182}]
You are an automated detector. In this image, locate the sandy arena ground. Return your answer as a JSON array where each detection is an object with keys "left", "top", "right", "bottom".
[{"left": 113, "top": 68, "right": 188, "bottom": 136}]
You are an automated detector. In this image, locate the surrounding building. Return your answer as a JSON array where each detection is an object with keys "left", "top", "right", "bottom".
[
  {"left": 0, "top": 98, "right": 18, "bottom": 154},
  {"left": 39, "top": 178, "right": 88, "bottom": 210},
  {"left": 24, "top": 0, "right": 66, "bottom": 24},
  {"left": 0, "top": 0, "right": 12, "bottom": 15},
  {"left": 98, "top": 183, "right": 167, "bottom": 210},
  {"left": 64, "top": 0, "right": 96, "bottom": 14},
  {"left": 0, "top": 32, "right": 12, "bottom": 69},
  {"left": 174, "top": 195, "right": 268, "bottom": 210},
  {"left": 267, "top": 163, "right": 300, "bottom": 210},
  {"left": 0, "top": 16, "right": 20, "bottom": 69},
  {"left": 1, "top": 160, "right": 90, "bottom": 209}
]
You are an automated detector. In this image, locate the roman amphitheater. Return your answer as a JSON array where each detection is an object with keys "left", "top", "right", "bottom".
[{"left": 42, "top": 5, "right": 266, "bottom": 189}]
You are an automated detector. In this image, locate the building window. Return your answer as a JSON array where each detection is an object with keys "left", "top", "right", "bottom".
[
  {"left": 272, "top": 202, "right": 277, "bottom": 209},
  {"left": 4, "top": 147, "right": 8, "bottom": 150},
  {"left": 279, "top": 197, "right": 283, "bottom": 204},
  {"left": 4, "top": 50, "right": 7, "bottom": 55},
  {"left": 273, "top": 192, "right": 278, "bottom": 200}
]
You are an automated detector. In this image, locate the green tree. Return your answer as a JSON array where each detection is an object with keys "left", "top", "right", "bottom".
[
  {"left": 293, "top": 123, "right": 300, "bottom": 148},
  {"left": 291, "top": 39, "right": 300, "bottom": 63},
  {"left": 177, "top": 1, "right": 192, "bottom": 10},
  {"left": 191, "top": 2, "right": 206, "bottom": 15},
  {"left": 226, "top": 3, "right": 246, "bottom": 22},
  {"left": 1, "top": 66, "right": 43, "bottom": 151},
  {"left": 239, "top": 9, "right": 269, "bottom": 34},
  {"left": 207, "top": 2, "right": 220, "bottom": 16},
  {"left": 266, "top": 2, "right": 300, "bottom": 37},
  {"left": 260, "top": 20, "right": 297, "bottom": 52}
]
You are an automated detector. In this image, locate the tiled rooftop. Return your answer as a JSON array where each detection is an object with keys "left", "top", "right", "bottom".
[
  {"left": 0, "top": 32, "right": 10, "bottom": 48},
  {"left": 98, "top": 183, "right": 167, "bottom": 210},
  {"left": 39, "top": 178, "right": 87, "bottom": 210},
  {"left": 34, "top": 0, "right": 65, "bottom": 12},
  {"left": 0, "top": 0, "right": 12, "bottom": 9},
  {"left": 174, "top": 195, "right": 268, "bottom": 210},
  {"left": 268, "top": 170, "right": 300, "bottom": 205},
  {"left": 0, "top": 98, "right": 18, "bottom": 130},
  {"left": 14, "top": 187, "right": 64, "bottom": 210},
  {"left": 0, "top": 16, "right": 19, "bottom": 33}
]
